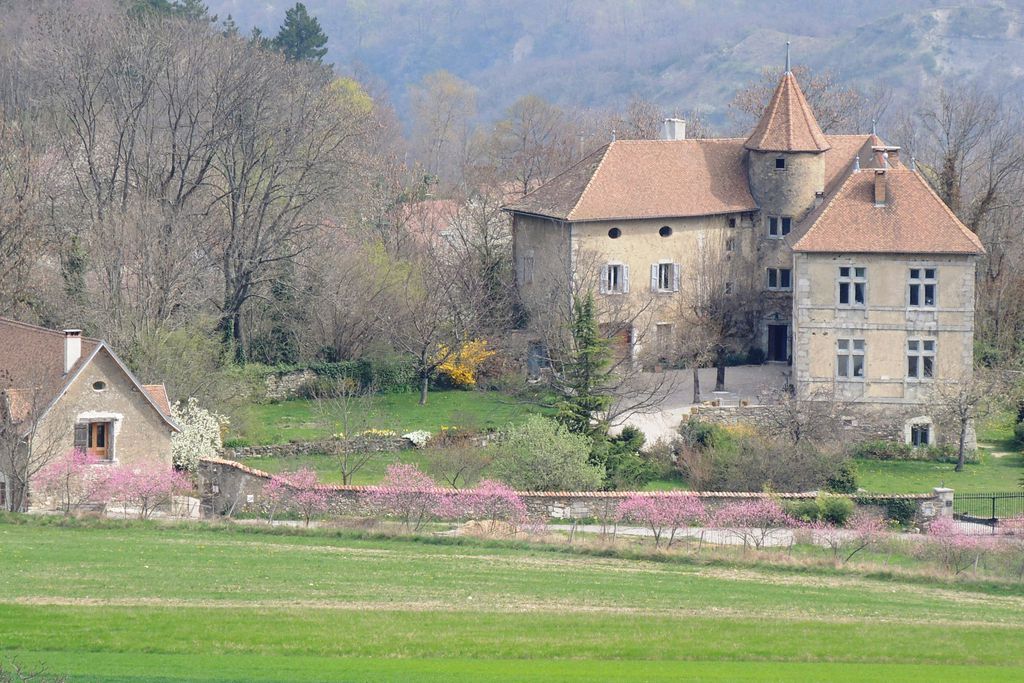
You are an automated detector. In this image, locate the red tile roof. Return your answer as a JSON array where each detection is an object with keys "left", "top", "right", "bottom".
[
  {"left": 791, "top": 168, "right": 985, "bottom": 254},
  {"left": 143, "top": 384, "right": 172, "bottom": 416},
  {"left": 745, "top": 71, "right": 830, "bottom": 153}
]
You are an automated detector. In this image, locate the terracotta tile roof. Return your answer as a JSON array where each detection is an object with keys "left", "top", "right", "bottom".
[
  {"left": 143, "top": 384, "right": 172, "bottom": 417},
  {"left": 504, "top": 139, "right": 759, "bottom": 221},
  {"left": 791, "top": 168, "right": 985, "bottom": 254},
  {"left": 0, "top": 318, "right": 100, "bottom": 417},
  {"left": 745, "top": 71, "right": 830, "bottom": 153}
]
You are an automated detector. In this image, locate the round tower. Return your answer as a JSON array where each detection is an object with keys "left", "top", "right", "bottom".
[{"left": 744, "top": 60, "right": 829, "bottom": 223}]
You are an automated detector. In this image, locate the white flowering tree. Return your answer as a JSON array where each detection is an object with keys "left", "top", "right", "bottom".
[{"left": 170, "top": 398, "right": 229, "bottom": 472}]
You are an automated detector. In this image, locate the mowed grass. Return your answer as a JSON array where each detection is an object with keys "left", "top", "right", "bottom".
[
  {"left": 230, "top": 390, "right": 539, "bottom": 445},
  {"left": 1, "top": 520, "right": 1024, "bottom": 681}
]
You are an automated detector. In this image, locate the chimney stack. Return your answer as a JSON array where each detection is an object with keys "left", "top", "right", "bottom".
[
  {"left": 662, "top": 118, "right": 686, "bottom": 141},
  {"left": 872, "top": 145, "right": 901, "bottom": 167},
  {"left": 63, "top": 329, "right": 82, "bottom": 374},
  {"left": 873, "top": 170, "right": 887, "bottom": 207}
]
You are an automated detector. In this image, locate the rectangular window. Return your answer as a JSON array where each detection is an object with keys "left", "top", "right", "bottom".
[
  {"left": 725, "top": 237, "right": 736, "bottom": 253},
  {"left": 767, "top": 216, "right": 792, "bottom": 238},
  {"left": 911, "top": 424, "right": 930, "bottom": 446},
  {"left": 602, "top": 264, "right": 628, "bottom": 294},
  {"left": 907, "top": 339, "right": 936, "bottom": 379},
  {"left": 837, "top": 339, "right": 865, "bottom": 379},
  {"left": 838, "top": 266, "right": 867, "bottom": 306},
  {"left": 728, "top": 217, "right": 737, "bottom": 228},
  {"left": 775, "top": 157, "right": 786, "bottom": 169},
  {"left": 76, "top": 421, "right": 113, "bottom": 460},
  {"left": 908, "top": 268, "right": 937, "bottom": 307},
  {"left": 766, "top": 268, "right": 792, "bottom": 291},
  {"left": 650, "top": 263, "right": 679, "bottom": 293},
  {"left": 520, "top": 256, "right": 535, "bottom": 285}
]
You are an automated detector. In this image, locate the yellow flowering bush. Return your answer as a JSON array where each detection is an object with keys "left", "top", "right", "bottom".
[{"left": 435, "top": 339, "right": 495, "bottom": 388}]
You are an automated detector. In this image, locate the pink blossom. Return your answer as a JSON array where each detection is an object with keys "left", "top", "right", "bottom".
[
  {"left": 808, "top": 512, "right": 887, "bottom": 563},
  {"left": 711, "top": 498, "right": 796, "bottom": 550},
  {"left": 262, "top": 468, "right": 329, "bottom": 526},
  {"left": 616, "top": 494, "right": 708, "bottom": 548},
  {"left": 438, "top": 480, "right": 529, "bottom": 533},
  {"left": 367, "top": 464, "right": 442, "bottom": 531},
  {"left": 34, "top": 449, "right": 112, "bottom": 515},
  {"left": 107, "top": 461, "right": 191, "bottom": 520},
  {"left": 925, "top": 516, "right": 995, "bottom": 575}
]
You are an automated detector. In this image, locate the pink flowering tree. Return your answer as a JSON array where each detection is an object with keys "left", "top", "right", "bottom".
[
  {"left": 33, "top": 449, "right": 112, "bottom": 515},
  {"left": 107, "top": 462, "right": 192, "bottom": 520},
  {"left": 368, "top": 464, "right": 441, "bottom": 531},
  {"left": 261, "top": 468, "right": 330, "bottom": 526},
  {"left": 441, "top": 480, "right": 529, "bottom": 534},
  {"left": 808, "top": 511, "right": 888, "bottom": 563},
  {"left": 712, "top": 498, "right": 795, "bottom": 550},
  {"left": 925, "top": 516, "right": 994, "bottom": 575},
  {"left": 616, "top": 494, "right": 708, "bottom": 548}
]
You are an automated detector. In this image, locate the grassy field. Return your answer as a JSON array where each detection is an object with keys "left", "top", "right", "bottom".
[
  {"left": 1, "top": 519, "right": 1023, "bottom": 682},
  {"left": 229, "top": 390, "right": 539, "bottom": 445}
]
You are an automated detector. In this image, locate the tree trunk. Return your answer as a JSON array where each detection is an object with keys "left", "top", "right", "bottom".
[
  {"left": 419, "top": 374, "right": 429, "bottom": 406},
  {"left": 692, "top": 366, "right": 700, "bottom": 404},
  {"left": 955, "top": 419, "right": 968, "bottom": 472}
]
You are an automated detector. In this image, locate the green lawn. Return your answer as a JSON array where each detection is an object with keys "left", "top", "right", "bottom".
[
  {"left": 229, "top": 390, "right": 539, "bottom": 445},
  {"left": 253, "top": 452, "right": 425, "bottom": 485},
  {"left": 1, "top": 520, "right": 1024, "bottom": 681}
]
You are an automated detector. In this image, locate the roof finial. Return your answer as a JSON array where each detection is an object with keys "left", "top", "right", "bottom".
[
  {"left": 853, "top": 156, "right": 860, "bottom": 173},
  {"left": 785, "top": 41, "right": 791, "bottom": 74},
  {"left": 611, "top": 128, "right": 617, "bottom": 142},
  {"left": 871, "top": 118, "right": 877, "bottom": 136}
]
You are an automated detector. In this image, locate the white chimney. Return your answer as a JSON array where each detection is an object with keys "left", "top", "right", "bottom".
[
  {"left": 662, "top": 118, "right": 686, "bottom": 141},
  {"left": 63, "top": 329, "right": 82, "bottom": 374}
]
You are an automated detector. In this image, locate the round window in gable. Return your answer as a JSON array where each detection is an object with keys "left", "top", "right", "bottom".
[
  {"left": 608, "top": 227, "right": 622, "bottom": 239},
  {"left": 659, "top": 226, "right": 673, "bottom": 237},
  {"left": 92, "top": 381, "right": 107, "bottom": 392}
]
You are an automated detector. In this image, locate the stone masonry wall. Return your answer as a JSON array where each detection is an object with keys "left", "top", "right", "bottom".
[
  {"left": 223, "top": 435, "right": 412, "bottom": 460},
  {"left": 196, "top": 457, "right": 943, "bottom": 523}
]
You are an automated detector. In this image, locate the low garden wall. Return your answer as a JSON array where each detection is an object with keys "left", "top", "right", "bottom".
[
  {"left": 196, "top": 457, "right": 950, "bottom": 523},
  {"left": 222, "top": 435, "right": 413, "bottom": 460}
]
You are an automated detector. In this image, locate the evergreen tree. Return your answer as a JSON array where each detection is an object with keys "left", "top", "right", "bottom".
[
  {"left": 131, "top": 0, "right": 215, "bottom": 22},
  {"left": 272, "top": 3, "right": 329, "bottom": 62},
  {"left": 554, "top": 293, "right": 612, "bottom": 436}
]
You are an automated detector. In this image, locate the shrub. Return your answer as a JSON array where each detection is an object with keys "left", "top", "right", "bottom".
[
  {"left": 108, "top": 462, "right": 192, "bottom": 520},
  {"left": 492, "top": 416, "right": 605, "bottom": 491},
  {"left": 849, "top": 440, "right": 973, "bottom": 464},
  {"left": 34, "top": 449, "right": 112, "bottom": 515},
  {"left": 784, "top": 499, "right": 820, "bottom": 523},
  {"left": 923, "top": 516, "right": 995, "bottom": 574},
  {"left": 590, "top": 427, "right": 656, "bottom": 490},
  {"left": 434, "top": 339, "right": 495, "bottom": 388},
  {"left": 825, "top": 459, "right": 858, "bottom": 493},
  {"left": 296, "top": 376, "right": 356, "bottom": 399},
  {"left": 881, "top": 498, "right": 918, "bottom": 527},
  {"left": 1014, "top": 420, "right": 1024, "bottom": 446},
  {"left": 818, "top": 494, "right": 855, "bottom": 526},
  {"left": 170, "top": 398, "right": 229, "bottom": 472},
  {"left": 677, "top": 420, "right": 728, "bottom": 450},
  {"left": 710, "top": 435, "right": 849, "bottom": 493},
  {"left": 221, "top": 437, "right": 250, "bottom": 448}
]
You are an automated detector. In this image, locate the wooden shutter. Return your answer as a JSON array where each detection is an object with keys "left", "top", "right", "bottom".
[
  {"left": 599, "top": 266, "right": 609, "bottom": 294},
  {"left": 650, "top": 265, "right": 658, "bottom": 292},
  {"left": 622, "top": 265, "right": 630, "bottom": 293},
  {"left": 73, "top": 423, "right": 88, "bottom": 451},
  {"left": 672, "top": 264, "right": 680, "bottom": 292}
]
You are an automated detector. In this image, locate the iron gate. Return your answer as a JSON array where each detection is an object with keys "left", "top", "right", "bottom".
[{"left": 953, "top": 492, "right": 1024, "bottom": 526}]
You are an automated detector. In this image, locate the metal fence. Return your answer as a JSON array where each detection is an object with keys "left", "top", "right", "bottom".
[{"left": 953, "top": 492, "right": 1024, "bottom": 526}]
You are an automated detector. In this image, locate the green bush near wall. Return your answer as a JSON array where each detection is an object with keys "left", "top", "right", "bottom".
[
  {"left": 849, "top": 440, "right": 977, "bottom": 464},
  {"left": 257, "top": 358, "right": 419, "bottom": 394}
]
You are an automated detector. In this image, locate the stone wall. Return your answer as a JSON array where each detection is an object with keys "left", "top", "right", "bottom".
[
  {"left": 264, "top": 369, "right": 316, "bottom": 401},
  {"left": 196, "top": 457, "right": 944, "bottom": 523},
  {"left": 222, "top": 435, "right": 412, "bottom": 460},
  {"left": 687, "top": 403, "right": 974, "bottom": 447}
]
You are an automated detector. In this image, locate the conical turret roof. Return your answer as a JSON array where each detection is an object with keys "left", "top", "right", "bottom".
[{"left": 745, "top": 71, "right": 830, "bottom": 153}]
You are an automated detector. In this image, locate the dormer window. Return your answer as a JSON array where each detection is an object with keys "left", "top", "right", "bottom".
[{"left": 775, "top": 157, "right": 786, "bottom": 170}]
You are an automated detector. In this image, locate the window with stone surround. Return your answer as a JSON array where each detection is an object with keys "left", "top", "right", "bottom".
[
  {"left": 836, "top": 338, "right": 865, "bottom": 379},
  {"left": 651, "top": 262, "right": 679, "bottom": 293},
  {"left": 838, "top": 266, "right": 866, "bottom": 306},
  {"left": 766, "top": 267, "right": 791, "bottom": 291},
  {"left": 907, "top": 339, "right": 935, "bottom": 380},
  {"left": 767, "top": 216, "right": 791, "bottom": 238},
  {"left": 908, "top": 268, "right": 937, "bottom": 307},
  {"left": 600, "top": 263, "right": 628, "bottom": 294}
]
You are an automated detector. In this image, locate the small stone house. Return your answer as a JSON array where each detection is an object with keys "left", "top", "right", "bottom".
[
  {"left": 504, "top": 58, "right": 983, "bottom": 446},
  {"left": 0, "top": 318, "right": 179, "bottom": 511}
]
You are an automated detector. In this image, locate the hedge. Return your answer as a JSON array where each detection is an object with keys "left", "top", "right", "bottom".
[
  {"left": 849, "top": 440, "right": 978, "bottom": 464},
  {"left": 266, "top": 358, "right": 418, "bottom": 394}
]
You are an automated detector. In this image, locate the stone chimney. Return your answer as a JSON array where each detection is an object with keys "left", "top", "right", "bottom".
[
  {"left": 662, "top": 118, "right": 686, "bottom": 141},
  {"left": 63, "top": 329, "right": 82, "bottom": 374},
  {"left": 873, "top": 170, "right": 887, "bottom": 207}
]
